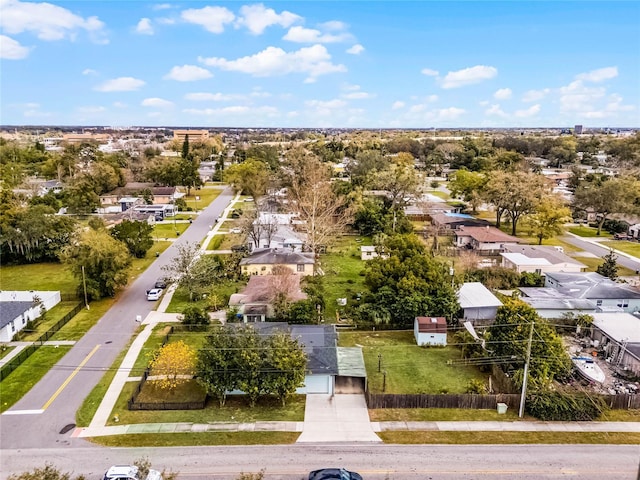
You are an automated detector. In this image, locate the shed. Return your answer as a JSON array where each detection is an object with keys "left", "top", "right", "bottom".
[
  {"left": 591, "top": 312, "right": 640, "bottom": 376},
  {"left": 414, "top": 316, "right": 447, "bottom": 346},
  {"left": 457, "top": 282, "right": 503, "bottom": 324}
]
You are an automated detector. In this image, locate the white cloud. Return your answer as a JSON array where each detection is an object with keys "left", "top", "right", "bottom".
[
  {"left": 0, "top": 35, "right": 30, "bottom": 59},
  {"left": 440, "top": 65, "right": 497, "bottom": 89},
  {"left": 342, "top": 91, "right": 374, "bottom": 100},
  {"left": 426, "top": 94, "right": 439, "bottom": 103},
  {"left": 494, "top": 88, "right": 512, "bottom": 100},
  {"left": 559, "top": 80, "right": 606, "bottom": 112},
  {"left": 305, "top": 99, "right": 347, "bottom": 109},
  {"left": 135, "top": 18, "right": 154, "bottom": 35},
  {"left": 0, "top": 0, "right": 106, "bottom": 43},
  {"left": 283, "top": 26, "right": 351, "bottom": 43},
  {"left": 437, "top": 107, "right": 465, "bottom": 120},
  {"left": 77, "top": 105, "right": 106, "bottom": 114},
  {"left": 576, "top": 66, "right": 618, "bottom": 83},
  {"left": 236, "top": 4, "right": 301, "bottom": 35},
  {"left": 392, "top": 101, "right": 405, "bottom": 110},
  {"left": 95, "top": 77, "right": 145, "bottom": 92},
  {"left": 153, "top": 3, "right": 173, "bottom": 10},
  {"left": 82, "top": 68, "right": 98, "bottom": 75},
  {"left": 164, "top": 65, "right": 213, "bottom": 82},
  {"left": 142, "top": 97, "right": 173, "bottom": 108},
  {"left": 183, "top": 105, "right": 278, "bottom": 116},
  {"left": 479, "top": 100, "right": 490, "bottom": 106},
  {"left": 514, "top": 104, "right": 541, "bottom": 118},
  {"left": 113, "top": 101, "right": 127, "bottom": 108},
  {"left": 346, "top": 44, "right": 364, "bottom": 55},
  {"left": 522, "top": 88, "right": 550, "bottom": 102},
  {"left": 157, "top": 17, "right": 175, "bottom": 25},
  {"left": 199, "top": 44, "right": 346, "bottom": 82},
  {"left": 181, "top": 6, "right": 234, "bottom": 33},
  {"left": 421, "top": 68, "right": 439, "bottom": 77},
  {"left": 184, "top": 92, "right": 242, "bottom": 101},
  {"left": 485, "top": 104, "right": 508, "bottom": 117}
]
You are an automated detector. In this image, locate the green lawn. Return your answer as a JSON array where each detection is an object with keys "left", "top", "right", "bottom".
[
  {"left": 0, "top": 345, "right": 15, "bottom": 360},
  {"left": 379, "top": 431, "right": 640, "bottom": 445},
  {"left": 572, "top": 256, "right": 636, "bottom": 276},
  {"left": 0, "top": 262, "right": 77, "bottom": 293},
  {"left": 108, "top": 382, "right": 305, "bottom": 425},
  {"left": 12, "top": 301, "right": 81, "bottom": 341},
  {"left": 428, "top": 190, "right": 450, "bottom": 200},
  {"left": 152, "top": 223, "right": 189, "bottom": 239},
  {"left": 369, "top": 408, "right": 522, "bottom": 421},
  {"left": 181, "top": 188, "right": 221, "bottom": 211},
  {"left": 91, "top": 431, "right": 300, "bottom": 447},
  {"left": 600, "top": 240, "right": 640, "bottom": 259},
  {"left": 0, "top": 346, "right": 71, "bottom": 412},
  {"left": 166, "top": 280, "right": 245, "bottom": 313},
  {"left": 339, "top": 331, "right": 486, "bottom": 394},
  {"left": 319, "top": 236, "right": 369, "bottom": 321},
  {"left": 568, "top": 226, "right": 612, "bottom": 238}
]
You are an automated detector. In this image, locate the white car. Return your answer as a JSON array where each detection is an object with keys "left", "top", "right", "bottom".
[
  {"left": 230, "top": 227, "right": 242, "bottom": 234},
  {"left": 103, "top": 465, "right": 161, "bottom": 480},
  {"left": 146, "top": 288, "right": 163, "bottom": 301}
]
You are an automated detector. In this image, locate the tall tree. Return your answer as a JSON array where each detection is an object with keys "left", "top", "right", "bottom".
[
  {"left": 371, "top": 163, "right": 422, "bottom": 231},
  {"left": 110, "top": 219, "right": 154, "bottom": 258},
  {"left": 483, "top": 171, "right": 550, "bottom": 235},
  {"left": 263, "top": 332, "right": 307, "bottom": 406},
  {"left": 596, "top": 250, "right": 619, "bottom": 280},
  {"left": 448, "top": 170, "right": 487, "bottom": 213},
  {"left": 573, "top": 178, "right": 640, "bottom": 235},
  {"left": 224, "top": 160, "right": 270, "bottom": 202},
  {"left": 487, "top": 299, "right": 571, "bottom": 390},
  {"left": 60, "top": 228, "right": 131, "bottom": 299},
  {"left": 525, "top": 196, "right": 572, "bottom": 245},
  {"left": 286, "top": 155, "right": 352, "bottom": 254},
  {"left": 197, "top": 327, "right": 240, "bottom": 407}
]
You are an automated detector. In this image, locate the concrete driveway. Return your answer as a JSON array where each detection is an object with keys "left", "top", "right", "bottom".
[{"left": 296, "top": 394, "right": 381, "bottom": 443}]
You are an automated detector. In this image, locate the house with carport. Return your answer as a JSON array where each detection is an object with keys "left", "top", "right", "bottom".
[{"left": 500, "top": 245, "right": 586, "bottom": 275}]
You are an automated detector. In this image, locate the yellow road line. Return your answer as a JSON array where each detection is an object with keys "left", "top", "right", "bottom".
[{"left": 42, "top": 344, "right": 100, "bottom": 411}]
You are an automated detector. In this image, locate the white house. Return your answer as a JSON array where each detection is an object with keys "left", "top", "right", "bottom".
[
  {"left": 500, "top": 245, "right": 586, "bottom": 274},
  {"left": 414, "top": 316, "right": 447, "bottom": 346},
  {"left": 544, "top": 272, "right": 640, "bottom": 314},
  {"left": 518, "top": 287, "right": 598, "bottom": 319},
  {"left": 591, "top": 312, "right": 640, "bottom": 376},
  {"left": 457, "top": 282, "right": 503, "bottom": 324},
  {"left": 0, "top": 291, "right": 61, "bottom": 342}
]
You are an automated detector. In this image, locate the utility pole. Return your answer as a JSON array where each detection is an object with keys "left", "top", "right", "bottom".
[
  {"left": 518, "top": 320, "right": 534, "bottom": 418},
  {"left": 81, "top": 265, "right": 90, "bottom": 310}
]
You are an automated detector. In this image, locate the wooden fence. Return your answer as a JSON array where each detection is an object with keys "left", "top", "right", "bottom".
[
  {"left": 0, "top": 302, "right": 84, "bottom": 381},
  {"left": 365, "top": 391, "right": 640, "bottom": 411}
]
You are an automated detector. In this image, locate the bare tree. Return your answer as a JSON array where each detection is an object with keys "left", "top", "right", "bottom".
[
  {"left": 241, "top": 210, "right": 280, "bottom": 249},
  {"left": 285, "top": 154, "right": 353, "bottom": 255}
]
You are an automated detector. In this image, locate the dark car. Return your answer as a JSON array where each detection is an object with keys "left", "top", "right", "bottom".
[
  {"left": 154, "top": 278, "right": 167, "bottom": 289},
  {"left": 309, "top": 469, "right": 363, "bottom": 480}
]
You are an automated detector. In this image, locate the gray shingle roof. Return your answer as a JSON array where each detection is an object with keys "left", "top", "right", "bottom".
[
  {"left": 0, "top": 302, "right": 33, "bottom": 330},
  {"left": 239, "top": 248, "right": 315, "bottom": 266}
]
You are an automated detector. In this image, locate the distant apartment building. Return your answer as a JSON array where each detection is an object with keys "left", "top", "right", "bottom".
[
  {"left": 574, "top": 124, "right": 583, "bottom": 135},
  {"left": 173, "top": 129, "right": 209, "bottom": 142}
]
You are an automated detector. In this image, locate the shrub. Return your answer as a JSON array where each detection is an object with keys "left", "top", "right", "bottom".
[
  {"left": 466, "top": 379, "right": 487, "bottom": 394},
  {"left": 180, "top": 306, "right": 210, "bottom": 329},
  {"left": 526, "top": 392, "right": 607, "bottom": 421}
]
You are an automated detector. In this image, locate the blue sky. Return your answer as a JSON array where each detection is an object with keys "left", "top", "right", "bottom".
[{"left": 1, "top": 1, "right": 638, "bottom": 128}]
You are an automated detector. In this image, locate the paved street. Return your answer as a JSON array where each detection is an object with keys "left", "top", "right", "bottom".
[
  {"left": 562, "top": 233, "right": 640, "bottom": 273},
  {"left": 2, "top": 444, "right": 639, "bottom": 480},
  {"left": 0, "top": 187, "right": 234, "bottom": 449}
]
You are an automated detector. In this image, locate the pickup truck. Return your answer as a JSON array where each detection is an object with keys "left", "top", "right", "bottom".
[{"left": 103, "top": 466, "right": 161, "bottom": 480}]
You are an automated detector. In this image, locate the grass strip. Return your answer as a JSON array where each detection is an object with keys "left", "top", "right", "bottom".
[
  {"left": 89, "top": 431, "right": 300, "bottom": 447},
  {"left": 378, "top": 431, "right": 640, "bottom": 444}
]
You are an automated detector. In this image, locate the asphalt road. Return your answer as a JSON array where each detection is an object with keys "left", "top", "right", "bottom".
[
  {"left": 562, "top": 234, "right": 640, "bottom": 273},
  {"left": 0, "top": 187, "right": 234, "bottom": 450},
  {"left": 2, "top": 444, "right": 639, "bottom": 480}
]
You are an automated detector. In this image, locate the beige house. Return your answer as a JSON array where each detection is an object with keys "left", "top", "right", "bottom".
[{"left": 239, "top": 248, "right": 315, "bottom": 276}]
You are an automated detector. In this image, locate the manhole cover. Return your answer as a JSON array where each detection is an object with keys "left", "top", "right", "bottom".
[{"left": 59, "top": 423, "right": 75, "bottom": 434}]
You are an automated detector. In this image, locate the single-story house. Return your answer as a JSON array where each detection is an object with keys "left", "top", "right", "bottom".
[
  {"left": 0, "top": 291, "right": 61, "bottom": 342},
  {"left": 251, "top": 223, "right": 306, "bottom": 253},
  {"left": 500, "top": 245, "right": 586, "bottom": 274},
  {"left": 360, "top": 246, "right": 389, "bottom": 261},
  {"left": 591, "top": 312, "right": 640, "bottom": 376},
  {"left": 545, "top": 271, "right": 640, "bottom": 313},
  {"left": 100, "top": 183, "right": 181, "bottom": 206},
  {"left": 228, "top": 323, "right": 366, "bottom": 395},
  {"left": 430, "top": 213, "right": 490, "bottom": 230},
  {"left": 518, "top": 287, "right": 598, "bottom": 319},
  {"left": 455, "top": 226, "right": 521, "bottom": 253},
  {"left": 239, "top": 248, "right": 315, "bottom": 276},
  {"left": 414, "top": 316, "right": 447, "bottom": 346},
  {"left": 457, "top": 282, "right": 503, "bottom": 324},
  {"left": 229, "top": 274, "right": 307, "bottom": 323}
]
